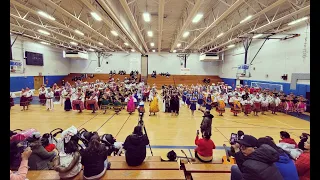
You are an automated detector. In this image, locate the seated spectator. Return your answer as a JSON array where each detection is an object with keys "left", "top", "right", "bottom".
[
  {"left": 10, "top": 131, "right": 23, "bottom": 170},
  {"left": 41, "top": 133, "right": 56, "bottom": 152},
  {"left": 228, "top": 130, "right": 244, "bottom": 157},
  {"left": 194, "top": 131, "right": 215, "bottom": 162},
  {"left": 295, "top": 135, "right": 310, "bottom": 180},
  {"left": 123, "top": 126, "right": 149, "bottom": 166},
  {"left": 279, "top": 131, "right": 298, "bottom": 148},
  {"left": 298, "top": 133, "right": 309, "bottom": 150},
  {"left": 258, "top": 137, "right": 299, "bottom": 180},
  {"left": 54, "top": 140, "right": 82, "bottom": 179},
  {"left": 230, "top": 135, "right": 283, "bottom": 180},
  {"left": 80, "top": 133, "right": 110, "bottom": 179},
  {"left": 27, "top": 132, "right": 58, "bottom": 170},
  {"left": 10, "top": 147, "right": 32, "bottom": 180},
  {"left": 166, "top": 72, "right": 170, "bottom": 77}
]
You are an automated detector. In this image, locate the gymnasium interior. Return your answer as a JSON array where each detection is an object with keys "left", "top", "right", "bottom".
[{"left": 10, "top": 0, "right": 310, "bottom": 179}]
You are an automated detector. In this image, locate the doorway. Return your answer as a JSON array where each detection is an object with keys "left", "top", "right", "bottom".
[{"left": 34, "top": 76, "right": 44, "bottom": 90}]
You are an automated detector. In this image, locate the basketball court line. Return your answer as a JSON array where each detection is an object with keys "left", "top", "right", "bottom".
[
  {"left": 96, "top": 113, "right": 118, "bottom": 131},
  {"left": 263, "top": 115, "right": 297, "bottom": 129},
  {"left": 148, "top": 145, "right": 224, "bottom": 150},
  {"left": 114, "top": 114, "right": 132, "bottom": 137},
  {"left": 77, "top": 111, "right": 104, "bottom": 129}
]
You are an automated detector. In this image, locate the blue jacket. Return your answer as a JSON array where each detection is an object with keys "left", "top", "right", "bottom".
[{"left": 275, "top": 153, "right": 299, "bottom": 180}]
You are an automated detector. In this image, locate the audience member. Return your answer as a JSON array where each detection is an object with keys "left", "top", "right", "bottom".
[
  {"left": 10, "top": 147, "right": 32, "bottom": 180},
  {"left": 123, "top": 126, "right": 149, "bottom": 166},
  {"left": 80, "top": 134, "right": 110, "bottom": 179},
  {"left": 279, "top": 131, "right": 298, "bottom": 148},
  {"left": 228, "top": 130, "right": 245, "bottom": 157},
  {"left": 230, "top": 135, "right": 283, "bottom": 180},
  {"left": 54, "top": 140, "right": 82, "bottom": 179},
  {"left": 194, "top": 131, "right": 216, "bottom": 162},
  {"left": 298, "top": 133, "right": 309, "bottom": 150},
  {"left": 199, "top": 110, "right": 213, "bottom": 134},
  {"left": 27, "top": 132, "right": 58, "bottom": 170},
  {"left": 41, "top": 133, "right": 56, "bottom": 152},
  {"left": 258, "top": 137, "right": 299, "bottom": 180},
  {"left": 295, "top": 135, "right": 310, "bottom": 180}
]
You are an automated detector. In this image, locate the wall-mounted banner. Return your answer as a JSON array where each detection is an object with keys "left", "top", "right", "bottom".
[
  {"left": 180, "top": 68, "right": 190, "bottom": 75},
  {"left": 10, "top": 59, "right": 24, "bottom": 74}
]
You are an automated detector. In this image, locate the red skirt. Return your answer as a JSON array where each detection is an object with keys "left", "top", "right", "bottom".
[
  {"left": 20, "top": 96, "right": 28, "bottom": 106},
  {"left": 85, "top": 100, "right": 99, "bottom": 110},
  {"left": 39, "top": 94, "right": 46, "bottom": 104},
  {"left": 253, "top": 102, "right": 261, "bottom": 112},
  {"left": 269, "top": 103, "right": 277, "bottom": 112},
  {"left": 72, "top": 100, "right": 85, "bottom": 110},
  {"left": 243, "top": 104, "right": 252, "bottom": 114},
  {"left": 10, "top": 98, "right": 14, "bottom": 107},
  {"left": 27, "top": 96, "right": 33, "bottom": 105}
]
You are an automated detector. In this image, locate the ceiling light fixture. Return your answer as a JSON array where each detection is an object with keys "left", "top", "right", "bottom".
[
  {"left": 98, "top": 42, "right": 103, "bottom": 46},
  {"left": 75, "top": 30, "right": 84, "bottom": 36},
  {"left": 152, "top": 49, "right": 155, "bottom": 52},
  {"left": 173, "top": 50, "right": 177, "bottom": 53},
  {"left": 90, "top": 12, "right": 102, "bottom": 21},
  {"left": 150, "top": 42, "right": 155, "bottom": 47},
  {"left": 192, "top": 14, "right": 203, "bottom": 23},
  {"left": 288, "top": 16, "right": 309, "bottom": 26},
  {"left": 111, "top": 31, "right": 118, "bottom": 36},
  {"left": 217, "top": 33, "right": 224, "bottom": 38},
  {"left": 124, "top": 42, "right": 129, "bottom": 46},
  {"left": 183, "top": 31, "right": 190, "bottom": 38},
  {"left": 227, "top": 44, "right": 235, "bottom": 48},
  {"left": 147, "top": 31, "right": 153, "bottom": 37},
  {"left": 240, "top": 15, "right": 252, "bottom": 24},
  {"left": 70, "top": 41, "right": 78, "bottom": 46},
  {"left": 40, "top": 41, "right": 50, "bottom": 45},
  {"left": 38, "top": 11, "right": 56, "bottom": 21},
  {"left": 88, "top": 48, "right": 95, "bottom": 52},
  {"left": 38, "top": 29, "right": 50, "bottom": 35},
  {"left": 177, "top": 43, "right": 181, "bottom": 47},
  {"left": 131, "top": 49, "right": 135, "bottom": 52},
  {"left": 253, "top": 34, "right": 263, "bottom": 38},
  {"left": 143, "top": 12, "right": 151, "bottom": 22}
]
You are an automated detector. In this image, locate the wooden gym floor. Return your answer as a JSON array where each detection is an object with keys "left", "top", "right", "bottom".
[{"left": 10, "top": 96, "right": 310, "bottom": 160}]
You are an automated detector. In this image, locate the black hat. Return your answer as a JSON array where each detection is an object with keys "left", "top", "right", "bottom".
[
  {"left": 236, "top": 135, "right": 258, "bottom": 147},
  {"left": 10, "top": 130, "right": 17, "bottom": 137}
]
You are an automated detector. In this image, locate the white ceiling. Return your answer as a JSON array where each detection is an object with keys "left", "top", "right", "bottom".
[{"left": 10, "top": 0, "right": 310, "bottom": 54}]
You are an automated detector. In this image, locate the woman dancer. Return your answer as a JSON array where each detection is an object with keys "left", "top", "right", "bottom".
[
  {"left": 45, "top": 88, "right": 54, "bottom": 111},
  {"left": 261, "top": 93, "right": 269, "bottom": 115},
  {"left": 241, "top": 97, "right": 253, "bottom": 116},
  {"left": 296, "top": 96, "right": 307, "bottom": 116},
  {"left": 252, "top": 94, "right": 262, "bottom": 116},
  {"left": 149, "top": 93, "right": 159, "bottom": 116},
  {"left": 101, "top": 93, "right": 110, "bottom": 114},
  {"left": 205, "top": 94, "right": 213, "bottom": 111},
  {"left": 285, "top": 96, "right": 294, "bottom": 114},
  {"left": 189, "top": 93, "right": 198, "bottom": 116},
  {"left": 198, "top": 92, "right": 204, "bottom": 107},
  {"left": 269, "top": 94, "right": 279, "bottom": 115},
  {"left": 126, "top": 94, "right": 137, "bottom": 114},
  {"left": 39, "top": 86, "right": 47, "bottom": 106},
  {"left": 215, "top": 93, "right": 227, "bottom": 116},
  {"left": 229, "top": 93, "right": 242, "bottom": 116},
  {"left": 64, "top": 89, "right": 72, "bottom": 111},
  {"left": 20, "top": 88, "right": 28, "bottom": 111},
  {"left": 170, "top": 93, "right": 180, "bottom": 116},
  {"left": 72, "top": 88, "right": 85, "bottom": 113},
  {"left": 182, "top": 89, "right": 188, "bottom": 105},
  {"left": 10, "top": 92, "right": 16, "bottom": 110}
]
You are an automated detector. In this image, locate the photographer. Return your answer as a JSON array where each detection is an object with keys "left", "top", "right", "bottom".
[
  {"left": 123, "top": 126, "right": 149, "bottom": 166},
  {"left": 228, "top": 130, "right": 244, "bottom": 157}
]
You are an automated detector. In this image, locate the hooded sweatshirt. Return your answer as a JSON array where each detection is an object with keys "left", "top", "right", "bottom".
[
  {"left": 200, "top": 114, "right": 214, "bottom": 133},
  {"left": 275, "top": 152, "right": 299, "bottom": 180},
  {"left": 28, "top": 140, "right": 56, "bottom": 170},
  {"left": 123, "top": 134, "right": 149, "bottom": 166}
]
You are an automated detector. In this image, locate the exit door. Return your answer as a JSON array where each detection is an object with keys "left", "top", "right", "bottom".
[{"left": 34, "top": 76, "right": 44, "bottom": 90}]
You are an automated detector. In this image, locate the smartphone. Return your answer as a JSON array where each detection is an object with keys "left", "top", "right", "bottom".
[{"left": 230, "top": 133, "right": 237, "bottom": 145}]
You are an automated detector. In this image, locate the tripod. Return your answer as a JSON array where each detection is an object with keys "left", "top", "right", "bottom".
[{"left": 137, "top": 114, "right": 154, "bottom": 156}]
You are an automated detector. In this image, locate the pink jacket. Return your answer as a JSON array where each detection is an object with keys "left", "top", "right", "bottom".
[{"left": 10, "top": 159, "right": 28, "bottom": 180}]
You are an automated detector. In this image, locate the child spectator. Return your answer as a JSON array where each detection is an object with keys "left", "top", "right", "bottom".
[{"left": 279, "top": 131, "right": 298, "bottom": 148}]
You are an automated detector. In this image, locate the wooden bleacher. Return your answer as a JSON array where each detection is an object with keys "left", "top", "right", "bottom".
[
  {"left": 184, "top": 164, "right": 232, "bottom": 173},
  {"left": 27, "top": 170, "right": 185, "bottom": 180},
  {"left": 173, "top": 75, "right": 222, "bottom": 86},
  {"left": 108, "top": 156, "right": 161, "bottom": 162},
  {"left": 191, "top": 173, "right": 231, "bottom": 180},
  {"left": 110, "top": 161, "right": 179, "bottom": 170},
  {"left": 147, "top": 75, "right": 174, "bottom": 86}
]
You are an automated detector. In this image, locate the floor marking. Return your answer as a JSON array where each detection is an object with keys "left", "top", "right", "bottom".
[
  {"left": 77, "top": 112, "right": 103, "bottom": 129},
  {"left": 148, "top": 145, "right": 224, "bottom": 150},
  {"left": 264, "top": 115, "right": 297, "bottom": 129},
  {"left": 96, "top": 113, "right": 116, "bottom": 131},
  {"left": 115, "top": 114, "right": 131, "bottom": 137},
  {"left": 188, "top": 149, "right": 194, "bottom": 158}
]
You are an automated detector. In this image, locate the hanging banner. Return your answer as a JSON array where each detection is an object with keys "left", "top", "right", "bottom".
[
  {"left": 10, "top": 59, "right": 24, "bottom": 74},
  {"left": 180, "top": 68, "right": 190, "bottom": 75}
]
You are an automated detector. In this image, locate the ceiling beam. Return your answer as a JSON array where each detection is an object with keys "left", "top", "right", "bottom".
[
  {"left": 170, "top": 0, "right": 202, "bottom": 52},
  {"left": 80, "top": 0, "right": 144, "bottom": 54},
  {"left": 10, "top": 0, "right": 113, "bottom": 51},
  {"left": 184, "top": 0, "right": 244, "bottom": 50},
  {"left": 42, "top": 0, "right": 125, "bottom": 52},
  {"left": 158, "top": 0, "right": 165, "bottom": 54},
  {"left": 201, "top": 0, "right": 288, "bottom": 48},
  {"left": 203, "top": 5, "right": 310, "bottom": 53},
  {"left": 119, "top": 0, "right": 149, "bottom": 53}
]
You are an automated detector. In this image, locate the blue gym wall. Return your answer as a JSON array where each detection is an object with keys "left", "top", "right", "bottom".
[
  {"left": 221, "top": 78, "right": 310, "bottom": 96},
  {"left": 10, "top": 75, "right": 66, "bottom": 92}
]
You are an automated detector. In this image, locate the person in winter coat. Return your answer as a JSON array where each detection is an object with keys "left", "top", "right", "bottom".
[
  {"left": 10, "top": 147, "right": 32, "bottom": 180},
  {"left": 230, "top": 135, "right": 284, "bottom": 180},
  {"left": 295, "top": 135, "right": 310, "bottom": 180},
  {"left": 199, "top": 109, "right": 214, "bottom": 134},
  {"left": 80, "top": 134, "right": 110, "bottom": 179},
  {"left": 27, "top": 132, "right": 58, "bottom": 170},
  {"left": 280, "top": 131, "right": 298, "bottom": 148},
  {"left": 123, "top": 126, "right": 149, "bottom": 166},
  {"left": 258, "top": 137, "right": 299, "bottom": 180}
]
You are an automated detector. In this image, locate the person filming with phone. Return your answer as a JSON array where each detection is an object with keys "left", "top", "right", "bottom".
[
  {"left": 194, "top": 130, "right": 216, "bottom": 163},
  {"left": 228, "top": 130, "right": 244, "bottom": 157}
]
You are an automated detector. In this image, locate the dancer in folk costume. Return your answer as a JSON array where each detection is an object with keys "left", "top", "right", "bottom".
[
  {"left": 269, "top": 94, "right": 280, "bottom": 115},
  {"left": 204, "top": 94, "right": 213, "bottom": 111},
  {"left": 229, "top": 93, "right": 242, "bottom": 116},
  {"left": 170, "top": 93, "right": 180, "bottom": 116},
  {"left": 215, "top": 93, "right": 227, "bottom": 116},
  {"left": 143, "top": 87, "right": 149, "bottom": 102},
  {"left": 72, "top": 88, "right": 85, "bottom": 113},
  {"left": 138, "top": 100, "right": 145, "bottom": 115},
  {"left": 186, "top": 91, "right": 192, "bottom": 108},
  {"left": 101, "top": 93, "right": 110, "bottom": 114},
  {"left": 296, "top": 96, "right": 307, "bottom": 115},
  {"left": 278, "top": 95, "right": 286, "bottom": 113},
  {"left": 189, "top": 93, "right": 198, "bottom": 116},
  {"left": 149, "top": 93, "right": 160, "bottom": 116},
  {"left": 126, "top": 94, "right": 137, "bottom": 114},
  {"left": 45, "top": 88, "right": 54, "bottom": 111},
  {"left": 10, "top": 92, "right": 16, "bottom": 110},
  {"left": 52, "top": 83, "right": 60, "bottom": 102},
  {"left": 261, "top": 93, "right": 269, "bottom": 115},
  {"left": 38, "top": 86, "right": 47, "bottom": 106},
  {"left": 25, "top": 87, "right": 33, "bottom": 107},
  {"left": 241, "top": 97, "right": 253, "bottom": 116},
  {"left": 163, "top": 92, "right": 171, "bottom": 113},
  {"left": 64, "top": 89, "right": 72, "bottom": 111},
  {"left": 252, "top": 94, "right": 262, "bottom": 116},
  {"left": 20, "top": 88, "right": 29, "bottom": 111},
  {"left": 113, "top": 95, "right": 122, "bottom": 114},
  {"left": 182, "top": 89, "right": 188, "bottom": 105},
  {"left": 285, "top": 96, "right": 294, "bottom": 114},
  {"left": 86, "top": 91, "right": 99, "bottom": 113},
  {"left": 197, "top": 92, "right": 204, "bottom": 107},
  {"left": 148, "top": 88, "right": 155, "bottom": 102},
  {"left": 60, "top": 87, "right": 68, "bottom": 106}
]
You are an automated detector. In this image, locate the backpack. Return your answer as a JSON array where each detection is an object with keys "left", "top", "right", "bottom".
[
  {"left": 167, "top": 150, "right": 177, "bottom": 161},
  {"left": 10, "top": 129, "right": 37, "bottom": 143}
]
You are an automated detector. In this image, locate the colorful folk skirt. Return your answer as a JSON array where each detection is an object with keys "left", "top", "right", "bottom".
[
  {"left": 269, "top": 103, "right": 277, "bottom": 112},
  {"left": 10, "top": 98, "right": 14, "bottom": 107},
  {"left": 86, "top": 100, "right": 99, "bottom": 110},
  {"left": 186, "top": 99, "right": 191, "bottom": 105},
  {"left": 20, "top": 96, "right": 28, "bottom": 106},
  {"left": 253, "top": 103, "right": 261, "bottom": 112},
  {"left": 54, "top": 92, "right": 60, "bottom": 101},
  {"left": 182, "top": 96, "right": 186, "bottom": 102},
  {"left": 243, "top": 104, "right": 252, "bottom": 114},
  {"left": 190, "top": 103, "right": 196, "bottom": 110},
  {"left": 64, "top": 98, "right": 72, "bottom": 111},
  {"left": 197, "top": 98, "right": 204, "bottom": 105},
  {"left": 39, "top": 94, "right": 46, "bottom": 104},
  {"left": 72, "top": 100, "right": 85, "bottom": 110},
  {"left": 231, "top": 104, "right": 242, "bottom": 113},
  {"left": 27, "top": 96, "right": 33, "bottom": 105}
]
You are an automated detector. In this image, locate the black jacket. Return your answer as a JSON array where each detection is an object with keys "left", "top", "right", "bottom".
[
  {"left": 123, "top": 134, "right": 149, "bottom": 166},
  {"left": 80, "top": 143, "right": 108, "bottom": 177},
  {"left": 200, "top": 114, "right": 213, "bottom": 133},
  {"left": 235, "top": 144, "right": 284, "bottom": 180}
]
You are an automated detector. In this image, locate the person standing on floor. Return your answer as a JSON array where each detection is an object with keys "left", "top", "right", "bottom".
[
  {"left": 199, "top": 109, "right": 214, "bottom": 135},
  {"left": 45, "top": 88, "right": 54, "bottom": 111},
  {"left": 189, "top": 93, "right": 198, "bottom": 116},
  {"left": 149, "top": 93, "right": 159, "bottom": 116},
  {"left": 170, "top": 93, "right": 179, "bottom": 116}
]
